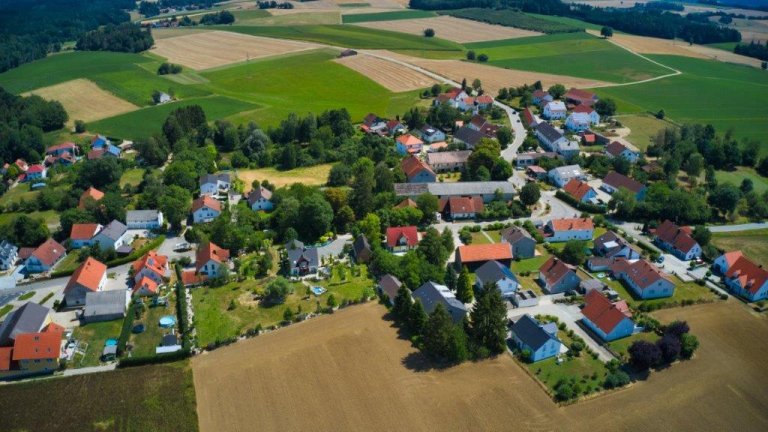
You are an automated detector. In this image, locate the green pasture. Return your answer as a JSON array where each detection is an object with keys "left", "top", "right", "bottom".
[{"left": 342, "top": 10, "right": 436, "bottom": 24}]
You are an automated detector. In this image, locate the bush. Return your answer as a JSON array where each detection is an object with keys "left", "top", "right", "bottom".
[
  {"left": 117, "top": 349, "right": 191, "bottom": 368},
  {"left": 603, "top": 371, "right": 630, "bottom": 389},
  {"left": 477, "top": 53, "right": 489, "bottom": 62},
  {"left": 680, "top": 333, "right": 700, "bottom": 359},
  {"left": 424, "top": 28, "right": 435, "bottom": 37},
  {"left": 555, "top": 190, "right": 606, "bottom": 214},
  {"left": 74, "top": 120, "right": 86, "bottom": 133}
]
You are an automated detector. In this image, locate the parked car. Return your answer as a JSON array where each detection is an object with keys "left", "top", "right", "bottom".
[{"left": 173, "top": 242, "right": 191, "bottom": 252}]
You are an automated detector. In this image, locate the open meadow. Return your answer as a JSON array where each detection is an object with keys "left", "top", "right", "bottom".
[
  {"left": 334, "top": 53, "right": 438, "bottom": 91},
  {"left": 354, "top": 16, "right": 543, "bottom": 43},
  {"left": 237, "top": 164, "right": 333, "bottom": 190},
  {"left": 192, "top": 300, "right": 768, "bottom": 432},
  {"left": 0, "top": 363, "right": 198, "bottom": 432}
]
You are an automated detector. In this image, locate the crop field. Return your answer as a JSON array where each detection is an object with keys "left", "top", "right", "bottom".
[
  {"left": 342, "top": 9, "right": 436, "bottom": 23},
  {"left": 334, "top": 53, "right": 438, "bottom": 91},
  {"left": 441, "top": 8, "right": 584, "bottom": 34},
  {"left": 465, "top": 32, "right": 670, "bottom": 83},
  {"left": 89, "top": 96, "right": 258, "bottom": 139},
  {"left": 381, "top": 51, "right": 609, "bottom": 95},
  {"left": 354, "top": 16, "right": 543, "bottom": 43},
  {"left": 0, "top": 363, "right": 198, "bottom": 432},
  {"left": 712, "top": 229, "right": 768, "bottom": 268},
  {"left": 151, "top": 30, "right": 322, "bottom": 70},
  {"left": 192, "top": 300, "right": 768, "bottom": 432},
  {"left": 592, "top": 55, "right": 768, "bottom": 149},
  {"left": 234, "top": 10, "right": 341, "bottom": 25},
  {"left": 23, "top": 78, "right": 138, "bottom": 124},
  {"left": 221, "top": 24, "right": 464, "bottom": 52}
]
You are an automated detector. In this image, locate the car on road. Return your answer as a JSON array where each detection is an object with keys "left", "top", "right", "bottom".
[
  {"left": 173, "top": 242, "right": 191, "bottom": 252},
  {"left": 656, "top": 255, "right": 665, "bottom": 263}
]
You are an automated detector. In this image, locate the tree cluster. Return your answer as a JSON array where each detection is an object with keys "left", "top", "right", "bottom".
[
  {"left": 157, "top": 63, "right": 183, "bottom": 75},
  {"left": 0, "top": 88, "right": 68, "bottom": 164},
  {"left": 734, "top": 40, "right": 768, "bottom": 61},
  {"left": 199, "top": 11, "right": 236, "bottom": 25},
  {"left": 628, "top": 321, "right": 699, "bottom": 371},
  {"left": 76, "top": 23, "right": 154, "bottom": 53},
  {"left": 257, "top": 1, "right": 294, "bottom": 9}
]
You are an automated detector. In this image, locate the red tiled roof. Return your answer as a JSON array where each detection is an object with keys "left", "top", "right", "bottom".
[
  {"left": 401, "top": 155, "right": 435, "bottom": 179},
  {"left": 46, "top": 142, "right": 76, "bottom": 154},
  {"left": 87, "top": 149, "right": 105, "bottom": 160},
  {"left": 386, "top": 226, "right": 419, "bottom": 248},
  {"left": 609, "top": 258, "right": 672, "bottom": 290},
  {"left": 445, "top": 87, "right": 462, "bottom": 98},
  {"left": 582, "top": 290, "right": 632, "bottom": 334},
  {"left": 79, "top": 187, "right": 104, "bottom": 209},
  {"left": 605, "top": 141, "right": 626, "bottom": 157},
  {"left": 573, "top": 104, "right": 595, "bottom": 114},
  {"left": 446, "top": 196, "right": 484, "bottom": 215},
  {"left": 31, "top": 239, "right": 66, "bottom": 267},
  {"left": 132, "top": 250, "right": 168, "bottom": 279},
  {"left": 27, "top": 164, "right": 45, "bottom": 173},
  {"left": 65, "top": 257, "right": 106, "bottom": 293},
  {"left": 582, "top": 133, "right": 596, "bottom": 144},
  {"left": 549, "top": 218, "right": 594, "bottom": 232},
  {"left": 70, "top": 223, "right": 100, "bottom": 241},
  {"left": 539, "top": 257, "right": 575, "bottom": 286},
  {"left": 191, "top": 195, "right": 222, "bottom": 213},
  {"left": 134, "top": 276, "right": 159, "bottom": 295},
  {"left": 196, "top": 242, "right": 230, "bottom": 271},
  {"left": 563, "top": 179, "right": 594, "bottom": 201},
  {"left": 723, "top": 251, "right": 768, "bottom": 295},
  {"left": 386, "top": 120, "right": 402, "bottom": 130},
  {"left": 44, "top": 322, "right": 65, "bottom": 334},
  {"left": 181, "top": 270, "right": 207, "bottom": 286},
  {"left": 12, "top": 330, "right": 62, "bottom": 361},
  {"left": 458, "top": 243, "right": 513, "bottom": 263},
  {"left": 396, "top": 134, "right": 423, "bottom": 146},
  {"left": 566, "top": 88, "right": 597, "bottom": 103},
  {"left": 603, "top": 171, "right": 645, "bottom": 194},
  {"left": 655, "top": 220, "right": 698, "bottom": 254},
  {"left": 0, "top": 347, "right": 12, "bottom": 371},
  {"left": 476, "top": 95, "right": 494, "bottom": 104}
]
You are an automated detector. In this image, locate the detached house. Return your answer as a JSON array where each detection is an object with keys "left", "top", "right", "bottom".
[
  {"left": 510, "top": 314, "right": 562, "bottom": 362},
  {"left": 0, "top": 324, "right": 63, "bottom": 379},
  {"left": 361, "top": 113, "right": 387, "bottom": 134},
  {"left": 714, "top": 251, "right": 768, "bottom": 302},
  {"left": 378, "top": 274, "right": 403, "bottom": 305},
  {"left": 0, "top": 302, "right": 51, "bottom": 347},
  {"left": 0, "top": 240, "right": 19, "bottom": 271},
  {"left": 69, "top": 223, "right": 103, "bottom": 249},
  {"left": 456, "top": 243, "right": 513, "bottom": 271},
  {"left": 395, "top": 134, "right": 424, "bottom": 155},
  {"left": 532, "top": 89, "right": 552, "bottom": 105},
  {"left": 565, "top": 112, "right": 593, "bottom": 132},
  {"left": 199, "top": 173, "right": 231, "bottom": 196},
  {"left": 548, "top": 165, "right": 586, "bottom": 188},
  {"left": 534, "top": 122, "right": 568, "bottom": 152},
  {"left": 601, "top": 171, "right": 646, "bottom": 200},
  {"left": 538, "top": 257, "right": 580, "bottom": 293},
  {"left": 563, "top": 179, "right": 597, "bottom": 203},
  {"left": 196, "top": 242, "right": 230, "bottom": 277},
  {"left": 247, "top": 186, "right": 273, "bottom": 211},
  {"left": 515, "top": 151, "right": 557, "bottom": 168},
  {"left": 605, "top": 141, "right": 640, "bottom": 163},
  {"left": 25, "top": 239, "right": 66, "bottom": 274},
  {"left": 544, "top": 218, "right": 594, "bottom": 243},
  {"left": 24, "top": 164, "right": 46, "bottom": 182},
  {"left": 581, "top": 290, "right": 634, "bottom": 341},
  {"left": 419, "top": 125, "right": 446, "bottom": 143},
  {"left": 500, "top": 226, "right": 536, "bottom": 259},
  {"left": 542, "top": 101, "right": 567, "bottom": 120},
  {"left": 386, "top": 226, "right": 420, "bottom": 253},
  {"left": 78, "top": 187, "right": 104, "bottom": 210},
  {"left": 401, "top": 155, "right": 436, "bottom": 183},
  {"left": 474, "top": 260, "right": 519, "bottom": 298},
  {"left": 609, "top": 258, "right": 675, "bottom": 299},
  {"left": 132, "top": 250, "right": 169, "bottom": 286},
  {"left": 565, "top": 88, "right": 598, "bottom": 107},
  {"left": 468, "top": 115, "right": 499, "bottom": 138},
  {"left": 412, "top": 281, "right": 467, "bottom": 324},
  {"left": 92, "top": 220, "right": 128, "bottom": 252},
  {"left": 352, "top": 234, "right": 372, "bottom": 264},
  {"left": 593, "top": 231, "right": 640, "bottom": 260},
  {"left": 191, "top": 195, "right": 222, "bottom": 224},
  {"left": 438, "top": 196, "right": 484, "bottom": 220},
  {"left": 453, "top": 126, "right": 485, "bottom": 149},
  {"left": 653, "top": 220, "right": 701, "bottom": 260},
  {"left": 64, "top": 257, "right": 107, "bottom": 306},
  {"left": 126, "top": 210, "right": 164, "bottom": 230}
]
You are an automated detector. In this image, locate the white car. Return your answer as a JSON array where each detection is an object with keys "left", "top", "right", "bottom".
[{"left": 173, "top": 242, "right": 191, "bottom": 252}]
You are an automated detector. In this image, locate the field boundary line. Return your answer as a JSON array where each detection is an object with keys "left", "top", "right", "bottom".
[{"left": 590, "top": 35, "right": 681, "bottom": 88}]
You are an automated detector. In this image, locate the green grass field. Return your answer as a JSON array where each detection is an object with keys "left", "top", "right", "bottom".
[
  {"left": 592, "top": 55, "right": 768, "bottom": 150},
  {"left": 0, "top": 362, "right": 198, "bottom": 432},
  {"left": 526, "top": 13, "right": 603, "bottom": 31},
  {"left": 72, "top": 318, "right": 125, "bottom": 367},
  {"left": 120, "top": 167, "right": 147, "bottom": 188},
  {"left": 618, "top": 114, "right": 676, "bottom": 151},
  {"left": 706, "top": 42, "right": 739, "bottom": 52},
  {"left": 465, "top": 32, "right": 670, "bottom": 83},
  {"left": 0, "top": 210, "right": 60, "bottom": 227},
  {"left": 712, "top": 229, "right": 768, "bottom": 268},
  {"left": 342, "top": 10, "right": 436, "bottom": 24},
  {"left": 607, "top": 332, "right": 659, "bottom": 361},
  {"left": 441, "top": 8, "right": 583, "bottom": 33},
  {"left": 715, "top": 167, "right": 768, "bottom": 194},
  {"left": 222, "top": 24, "right": 463, "bottom": 52},
  {"left": 233, "top": 10, "right": 340, "bottom": 25}
]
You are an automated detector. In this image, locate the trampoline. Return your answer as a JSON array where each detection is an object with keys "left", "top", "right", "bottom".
[{"left": 159, "top": 315, "right": 176, "bottom": 328}]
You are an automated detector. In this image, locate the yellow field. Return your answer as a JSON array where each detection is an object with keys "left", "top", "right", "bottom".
[
  {"left": 236, "top": 164, "right": 332, "bottom": 190},
  {"left": 23, "top": 79, "right": 138, "bottom": 125},
  {"left": 150, "top": 30, "right": 321, "bottom": 70},
  {"left": 356, "top": 15, "right": 542, "bottom": 43},
  {"left": 335, "top": 53, "right": 438, "bottom": 91}
]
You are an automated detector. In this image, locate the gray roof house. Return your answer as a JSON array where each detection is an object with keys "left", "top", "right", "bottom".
[
  {"left": 453, "top": 126, "right": 486, "bottom": 148},
  {"left": 92, "top": 220, "right": 129, "bottom": 251},
  {"left": 500, "top": 226, "right": 537, "bottom": 259},
  {"left": 0, "top": 239, "right": 19, "bottom": 271},
  {"left": 285, "top": 237, "right": 349, "bottom": 276},
  {"left": 82, "top": 290, "right": 129, "bottom": 323},
  {"left": 378, "top": 274, "right": 403, "bottom": 304},
  {"left": 126, "top": 210, "right": 164, "bottom": 230},
  {"left": 394, "top": 182, "right": 515, "bottom": 203},
  {"left": 0, "top": 302, "right": 51, "bottom": 346},
  {"left": 510, "top": 314, "right": 561, "bottom": 362},
  {"left": 199, "top": 173, "right": 232, "bottom": 196},
  {"left": 352, "top": 234, "right": 372, "bottom": 264},
  {"left": 412, "top": 281, "right": 467, "bottom": 324},
  {"left": 474, "top": 260, "right": 519, "bottom": 298}
]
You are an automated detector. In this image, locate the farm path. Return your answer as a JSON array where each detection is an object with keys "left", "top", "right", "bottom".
[{"left": 588, "top": 34, "right": 682, "bottom": 88}]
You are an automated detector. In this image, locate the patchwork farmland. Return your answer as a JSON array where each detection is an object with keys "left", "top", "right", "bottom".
[
  {"left": 334, "top": 53, "right": 438, "bottom": 91},
  {"left": 354, "top": 16, "right": 543, "bottom": 43},
  {"left": 23, "top": 78, "right": 139, "bottom": 124}
]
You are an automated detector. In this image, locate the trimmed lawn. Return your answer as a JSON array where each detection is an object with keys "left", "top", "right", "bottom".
[
  {"left": 0, "top": 183, "right": 39, "bottom": 206},
  {"left": 469, "top": 231, "right": 492, "bottom": 245},
  {"left": 55, "top": 251, "right": 83, "bottom": 274},
  {"left": 0, "top": 304, "right": 12, "bottom": 319},
  {"left": 120, "top": 168, "right": 147, "bottom": 188},
  {"left": 712, "top": 228, "right": 768, "bottom": 268},
  {"left": 715, "top": 167, "right": 768, "bottom": 194},
  {"left": 619, "top": 114, "right": 676, "bottom": 151},
  {"left": 17, "top": 291, "right": 35, "bottom": 301},
  {"left": 0, "top": 210, "right": 60, "bottom": 227},
  {"left": 588, "top": 271, "right": 716, "bottom": 308},
  {"left": 607, "top": 332, "right": 659, "bottom": 361},
  {"left": 129, "top": 289, "right": 178, "bottom": 357},
  {"left": 511, "top": 247, "right": 552, "bottom": 273},
  {"left": 72, "top": 318, "right": 124, "bottom": 367},
  {"left": 486, "top": 230, "right": 502, "bottom": 243}
]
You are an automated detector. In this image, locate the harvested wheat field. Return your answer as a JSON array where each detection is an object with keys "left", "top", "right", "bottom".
[
  {"left": 356, "top": 16, "right": 542, "bottom": 43},
  {"left": 378, "top": 52, "right": 609, "bottom": 94},
  {"left": 23, "top": 79, "right": 138, "bottom": 125},
  {"left": 151, "top": 30, "right": 321, "bottom": 70},
  {"left": 335, "top": 54, "right": 437, "bottom": 91},
  {"left": 193, "top": 301, "right": 768, "bottom": 432}
]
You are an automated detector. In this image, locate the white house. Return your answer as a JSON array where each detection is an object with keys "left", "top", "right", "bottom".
[
  {"left": 713, "top": 250, "right": 768, "bottom": 302},
  {"left": 126, "top": 210, "right": 164, "bottom": 230},
  {"left": 554, "top": 139, "right": 580, "bottom": 159},
  {"left": 605, "top": 141, "right": 641, "bottom": 163},
  {"left": 24, "top": 164, "right": 47, "bottom": 181},
  {"left": 196, "top": 242, "right": 230, "bottom": 277},
  {"left": 247, "top": 186, "right": 273, "bottom": 211},
  {"left": 419, "top": 125, "right": 446, "bottom": 143},
  {"left": 92, "top": 220, "right": 128, "bottom": 251},
  {"left": 199, "top": 173, "right": 231, "bottom": 196},
  {"left": 474, "top": 260, "right": 519, "bottom": 298},
  {"left": 565, "top": 112, "right": 593, "bottom": 132},
  {"left": 64, "top": 257, "right": 107, "bottom": 306},
  {"left": 69, "top": 223, "right": 103, "bottom": 249},
  {"left": 534, "top": 122, "right": 568, "bottom": 152},
  {"left": 24, "top": 239, "right": 66, "bottom": 274},
  {"left": 0, "top": 240, "right": 18, "bottom": 271},
  {"left": 544, "top": 218, "right": 595, "bottom": 242},
  {"left": 191, "top": 195, "right": 222, "bottom": 224},
  {"left": 548, "top": 165, "right": 586, "bottom": 188},
  {"left": 542, "top": 101, "right": 567, "bottom": 120}
]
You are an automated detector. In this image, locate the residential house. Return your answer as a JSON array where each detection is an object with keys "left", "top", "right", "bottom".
[
  {"left": 82, "top": 290, "right": 129, "bottom": 323},
  {"left": 247, "top": 186, "right": 274, "bottom": 211},
  {"left": 531, "top": 89, "right": 552, "bottom": 105},
  {"left": 542, "top": 101, "right": 567, "bottom": 120},
  {"left": 438, "top": 195, "right": 484, "bottom": 220},
  {"left": 565, "top": 112, "right": 593, "bottom": 132},
  {"left": 426, "top": 150, "right": 471, "bottom": 172},
  {"left": 92, "top": 220, "right": 128, "bottom": 252},
  {"left": 78, "top": 187, "right": 104, "bottom": 210},
  {"left": 45, "top": 142, "right": 77, "bottom": 157},
  {"left": 572, "top": 104, "right": 600, "bottom": 124},
  {"left": 196, "top": 242, "right": 230, "bottom": 277},
  {"left": 419, "top": 125, "right": 446, "bottom": 143},
  {"left": 467, "top": 115, "right": 499, "bottom": 138},
  {"left": 713, "top": 251, "right": 768, "bottom": 302},
  {"left": 64, "top": 257, "right": 107, "bottom": 306},
  {"left": 393, "top": 181, "right": 515, "bottom": 203},
  {"left": 132, "top": 250, "right": 169, "bottom": 285},
  {"left": 581, "top": 290, "right": 634, "bottom": 341},
  {"left": 456, "top": 243, "right": 513, "bottom": 271},
  {"left": 565, "top": 88, "right": 598, "bottom": 107},
  {"left": 191, "top": 195, "right": 222, "bottom": 224},
  {"left": 510, "top": 314, "right": 561, "bottom": 362},
  {"left": 87, "top": 144, "right": 121, "bottom": 160},
  {"left": 24, "top": 164, "right": 46, "bottom": 182},
  {"left": 377, "top": 274, "right": 402, "bottom": 305},
  {"left": 499, "top": 226, "right": 536, "bottom": 259},
  {"left": 45, "top": 150, "right": 76, "bottom": 167},
  {"left": 0, "top": 240, "right": 18, "bottom": 271},
  {"left": 386, "top": 226, "right": 420, "bottom": 253},
  {"left": 361, "top": 113, "right": 387, "bottom": 134},
  {"left": 563, "top": 179, "right": 597, "bottom": 203},
  {"left": 126, "top": 210, "right": 164, "bottom": 230},
  {"left": 199, "top": 173, "right": 231, "bottom": 196},
  {"left": 412, "top": 281, "right": 467, "bottom": 324},
  {"left": 133, "top": 276, "right": 160, "bottom": 297},
  {"left": 0, "top": 324, "right": 63, "bottom": 378},
  {"left": 14, "top": 159, "right": 29, "bottom": 173},
  {"left": 534, "top": 122, "right": 568, "bottom": 152},
  {"left": 554, "top": 139, "right": 580, "bottom": 159},
  {"left": 526, "top": 165, "right": 548, "bottom": 180},
  {"left": 285, "top": 240, "right": 321, "bottom": 276},
  {"left": 91, "top": 135, "right": 109, "bottom": 149},
  {"left": 548, "top": 165, "right": 586, "bottom": 188},
  {"left": 605, "top": 141, "right": 640, "bottom": 163},
  {"left": 653, "top": 220, "right": 702, "bottom": 260},
  {"left": 386, "top": 120, "right": 406, "bottom": 136},
  {"left": 401, "top": 155, "right": 436, "bottom": 183},
  {"left": 474, "top": 260, "right": 519, "bottom": 298},
  {"left": 24, "top": 239, "right": 66, "bottom": 273},
  {"left": 457, "top": 95, "right": 493, "bottom": 112},
  {"left": 522, "top": 107, "right": 538, "bottom": 128},
  {"left": 396, "top": 134, "right": 424, "bottom": 155},
  {"left": 0, "top": 302, "right": 51, "bottom": 346},
  {"left": 609, "top": 258, "right": 675, "bottom": 299},
  {"left": 538, "top": 257, "right": 580, "bottom": 293},
  {"left": 434, "top": 87, "right": 467, "bottom": 108},
  {"left": 514, "top": 152, "right": 557, "bottom": 168},
  {"left": 601, "top": 171, "right": 646, "bottom": 200},
  {"left": 69, "top": 223, "right": 103, "bottom": 249},
  {"left": 453, "top": 126, "right": 485, "bottom": 149},
  {"left": 352, "top": 234, "right": 372, "bottom": 264},
  {"left": 427, "top": 141, "right": 448, "bottom": 152},
  {"left": 544, "top": 218, "right": 594, "bottom": 243},
  {"left": 593, "top": 231, "right": 640, "bottom": 260}
]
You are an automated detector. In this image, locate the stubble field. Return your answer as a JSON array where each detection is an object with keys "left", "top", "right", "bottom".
[
  {"left": 192, "top": 300, "right": 768, "bottom": 432},
  {"left": 354, "top": 15, "right": 543, "bottom": 43},
  {"left": 334, "top": 53, "right": 438, "bottom": 91}
]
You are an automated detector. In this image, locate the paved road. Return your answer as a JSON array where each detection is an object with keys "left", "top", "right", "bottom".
[{"left": 707, "top": 222, "right": 768, "bottom": 233}]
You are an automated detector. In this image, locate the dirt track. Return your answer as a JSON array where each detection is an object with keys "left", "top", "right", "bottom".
[
  {"left": 193, "top": 300, "right": 768, "bottom": 432},
  {"left": 335, "top": 53, "right": 438, "bottom": 91},
  {"left": 23, "top": 79, "right": 138, "bottom": 124},
  {"left": 356, "top": 15, "right": 542, "bottom": 43}
]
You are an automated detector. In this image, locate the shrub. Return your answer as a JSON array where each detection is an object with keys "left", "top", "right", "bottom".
[
  {"left": 603, "top": 371, "right": 630, "bottom": 389},
  {"left": 424, "top": 28, "right": 435, "bottom": 37},
  {"left": 680, "top": 333, "right": 700, "bottom": 359}
]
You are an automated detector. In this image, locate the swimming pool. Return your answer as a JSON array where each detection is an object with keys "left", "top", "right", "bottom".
[
  {"left": 159, "top": 315, "right": 176, "bottom": 328},
  {"left": 310, "top": 286, "right": 327, "bottom": 296},
  {"left": 105, "top": 338, "right": 118, "bottom": 347}
]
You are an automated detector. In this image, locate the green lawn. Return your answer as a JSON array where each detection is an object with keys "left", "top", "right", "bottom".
[
  {"left": 526, "top": 13, "right": 603, "bottom": 31},
  {"left": 485, "top": 230, "right": 503, "bottom": 243},
  {"left": 618, "top": 114, "right": 677, "bottom": 151},
  {"left": 233, "top": 10, "right": 341, "bottom": 25},
  {"left": 465, "top": 32, "right": 669, "bottom": 83},
  {"left": 55, "top": 251, "right": 83, "bottom": 274},
  {"left": 607, "top": 332, "right": 659, "bottom": 362},
  {"left": 120, "top": 168, "right": 147, "bottom": 188},
  {"left": 72, "top": 318, "right": 125, "bottom": 367},
  {"left": 712, "top": 229, "right": 768, "bottom": 268},
  {"left": 511, "top": 247, "right": 552, "bottom": 273},
  {"left": 589, "top": 271, "right": 716, "bottom": 308},
  {"left": 342, "top": 10, "right": 436, "bottom": 23},
  {"left": 715, "top": 167, "right": 768, "bottom": 194},
  {"left": 192, "top": 265, "right": 374, "bottom": 347},
  {"left": 706, "top": 42, "right": 739, "bottom": 52},
  {"left": 0, "top": 304, "right": 13, "bottom": 319},
  {"left": 441, "top": 9, "right": 584, "bottom": 33},
  {"left": 17, "top": 291, "right": 35, "bottom": 301},
  {"left": 0, "top": 210, "right": 60, "bottom": 227},
  {"left": 469, "top": 231, "right": 492, "bottom": 245},
  {"left": 0, "top": 183, "right": 39, "bottom": 206},
  {"left": 592, "top": 55, "right": 768, "bottom": 152},
  {"left": 129, "top": 290, "right": 178, "bottom": 357}
]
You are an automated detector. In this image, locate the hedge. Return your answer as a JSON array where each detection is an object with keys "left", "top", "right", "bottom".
[
  {"left": 117, "top": 348, "right": 191, "bottom": 368},
  {"left": 523, "top": 220, "right": 545, "bottom": 243},
  {"left": 555, "top": 190, "right": 607, "bottom": 214},
  {"left": 175, "top": 277, "right": 192, "bottom": 350},
  {"left": 117, "top": 301, "right": 138, "bottom": 354},
  {"left": 50, "top": 235, "right": 166, "bottom": 278}
]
